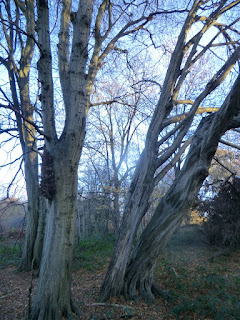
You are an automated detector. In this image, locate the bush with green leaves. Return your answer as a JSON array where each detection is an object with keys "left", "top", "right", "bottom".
[{"left": 200, "top": 177, "right": 240, "bottom": 248}]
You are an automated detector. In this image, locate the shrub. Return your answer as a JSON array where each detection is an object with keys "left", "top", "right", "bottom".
[{"left": 200, "top": 177, "right": 240, "bottom": 248}]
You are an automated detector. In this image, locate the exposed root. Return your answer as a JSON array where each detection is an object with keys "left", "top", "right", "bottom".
[
  {"left": 70, "top": 298, "right": 83, "bottom": 317},
  {"left": 151, "top": 283, "right": 171, "bottom": 300},
  {"left": 122, "top": 279, "right": 171, "bottom": 305},
  {"left": 123, "top": 278, "right": 139, "bottom": 304},
  {"left": 139, "top": 281, "right": 155, "bottom": 305},
  {"left": 100, "top": 274, "right": 170, "bottom": 306},
  {"left": 30, "top": 299, "right": 81, "bottom": 320}
]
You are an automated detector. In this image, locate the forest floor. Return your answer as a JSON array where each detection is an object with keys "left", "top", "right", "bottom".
[{"left": 0, "top": 225, "right": 240, "bottom": 320}]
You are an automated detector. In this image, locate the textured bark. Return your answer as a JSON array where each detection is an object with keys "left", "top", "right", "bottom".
[
  {"left": 100, "top": 1, "right": 240, "bottom": 301},
  {"left": 30, "top": 0, "right": 93, "bottom": 318},
  {"left": 19, "top": 152, "right": 41, "bottom": 270},
  {"left": 100, "top": 149, "right": 157, "bottom": 299},
  {"left": 18, "top": 70, "right": 44, "bottom": 270},
  {"left": 31, "top": 0, "right": 166, "bottom": 315},
  {"left": 100, "top": 0, "right": 204, "bottom": 301},
  {"left": 33, "top": 196, "right": 46, "bottom": 267},
  {"left": 18, "top": 95, "right": 45, "bottom": 271},
  {"left": 110, "top": 74, "right": 240, "bottom": 302},
  {"left": 31, "top": 153, "right": 80, "bottom": 319}
]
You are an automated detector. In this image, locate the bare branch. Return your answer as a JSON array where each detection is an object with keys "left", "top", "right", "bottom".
[
  {"left": 58, "top": 0, "right": 71, "bottom": 96},
  {"left": 36, "top": 0, "right": 57, "bottom": 144},
  {"left": 213, "top": 156, "right": 236, "bottom": 175},
  {"left": 219, "top": 139, "right": 240, "bottom": 151},
  {"left": 1, "top": 103, "right": 47, "bottom": 138},
  {"left": 162, "top": 106, "right": 220, "bottom": 127},
  {"left": 155, "top": 138, "right": 192, "bottom": 185},
  {"left": 7, "top": 159, "right": 24, "bottom": 198}
]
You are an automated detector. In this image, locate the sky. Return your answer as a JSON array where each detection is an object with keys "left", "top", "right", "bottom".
[{"left": 0, "top": 132, "right": 26, "bottom": 200}]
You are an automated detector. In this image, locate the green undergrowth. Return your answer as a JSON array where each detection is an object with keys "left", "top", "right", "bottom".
[
  {"left": 74, "top": 233, "right": 116, "bottom": 271},
  {"left": 0, "top": 233, "right": 116, "bottom": 271},
  {"left": 156, "top": 225, "right": 240, "bottom": 319},
  {"left": 0, "top": 237, "right": 22, "bottom": 269}
]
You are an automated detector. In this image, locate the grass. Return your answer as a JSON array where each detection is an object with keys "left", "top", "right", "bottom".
[
  {"left": 0, "top": 236, "right": 22, "bottom": 269},
  {"left": 0, "top": 233, "right": 116, "bottom": 271},
  {"left": 74, "top": 233, "right": 116, "bottom": 271},
  {"left": 156, "top": 225, "right": 240, "bottom": 319}
]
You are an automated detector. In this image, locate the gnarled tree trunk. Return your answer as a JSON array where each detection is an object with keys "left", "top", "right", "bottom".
[
  {"left": 100, "top": 1, "right": 240, "bottom": 301},
  {"left": 31, "top": 148, "right": 81, "bottom": 319},
  {"left": 100, "top": 1, "right": 202, "bottom": 300},
  {"left": 102, "top": 73, "right": 240, "bottom": 302}
]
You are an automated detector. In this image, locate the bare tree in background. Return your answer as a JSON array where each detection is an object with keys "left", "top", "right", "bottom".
[{"left": 83, "top": 69, "right": 154, "bottom": 231}]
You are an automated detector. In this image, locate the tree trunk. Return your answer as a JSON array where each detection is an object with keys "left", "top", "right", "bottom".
[
  {"left": 18, "top": 99, "right": 44, "bottom": 271},
  {"left": 100, "top": 4, "right": 202, "bottom": 300},
  {"left": 31, "top": 0, "right": 92, "bottom": 313},
  {"left": 19, "top": 151, "right": 41, "bottom": 270},
  {"left": 103, "top": 74, "right": 240, "bottom": 302},
  {"left": 4, "top": 0, "right": 43, "bottom": 271},
  {"left": 112, "top": 181, "right": 121, "bottom": 232},
  {"left": 30, "top": 151, "right": 80, "bottom": 319},
  {"left": 100, "top": 1, "right": 240, "bottom": 300},
  {"left": 100, "top": 149, "right": 157, "bottom": 300},
  {"left": 33, "top": 196, "right": 46, "bottom": 267}
]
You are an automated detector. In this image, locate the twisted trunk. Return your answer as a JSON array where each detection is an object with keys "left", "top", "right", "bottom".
[
  {"left": 112, "top": 74, "right": 240, "bottom": 302},
  {"left": 100, "top": 149, "right": 157, "bottom": 300},
  {"left": 100, "top": 2, "right": 199, "bottom": 300},
  {"left": 100, "top": 1, "right": 240, "bottom": 301}
]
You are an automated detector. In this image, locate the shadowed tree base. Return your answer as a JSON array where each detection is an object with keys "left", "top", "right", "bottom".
[
  {"left": 30, "top": 298, "right": 81, "bottom": 320},
  {"left": 123, "top": 280, "right": 168, "bottom": 304}
]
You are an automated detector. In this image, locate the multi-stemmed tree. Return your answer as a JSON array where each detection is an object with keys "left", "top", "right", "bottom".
[{"left": 100, "top": 0, "right": 240, "bottom": 301}]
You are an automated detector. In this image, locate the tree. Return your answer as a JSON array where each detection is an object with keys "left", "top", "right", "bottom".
[
  {"left": 0, "top": 0, "right": 239, "bottom": 317},
  {"left": 101, "top": 72, "right": 240, "bottom": 303},
  {"left": 100, "top": 0, "right": 240, "bottom": 301},
  {"left": 0, "top": 0, "right": 45, "bottom": 270},
  {"left": 82, "top": 71, "right": 152, "bottom": 231},
  {"left": 82, "top": 26, "right": 213, "bottom": 234},
  {"left": 200, "top": 176, "right": 240, "bottom": 248},
  {"left": 203, "top": 147, "right": 240, "bottom": 195}
]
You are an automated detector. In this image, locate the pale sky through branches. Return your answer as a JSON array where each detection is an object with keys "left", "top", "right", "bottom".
[{"left": 0, "top": 0, "right": 239, "bottom": 201}]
